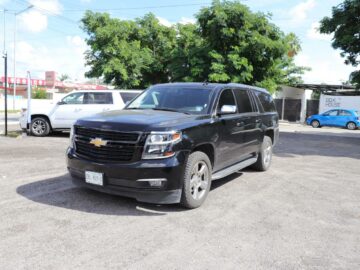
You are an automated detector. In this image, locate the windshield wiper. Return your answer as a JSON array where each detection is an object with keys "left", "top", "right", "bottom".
[{"left": 151, "top": 107, "right": 191, "bottom": 115}]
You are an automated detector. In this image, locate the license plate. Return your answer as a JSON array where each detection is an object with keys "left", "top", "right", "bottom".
[{"left": 85, "top": 171, "right": 103, "bottom": 186}]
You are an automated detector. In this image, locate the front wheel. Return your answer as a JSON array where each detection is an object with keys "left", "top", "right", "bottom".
[
  {"left": 180, "top": 151, "right": 212, "bottom": 209},
  {"left": 251, "top": 136, "right": 273, "bottom": 171},
  {"left": 311, "top": 120, "right": 320, "bottom": 128},
  {"left": 346, "top": 121, "right": 357, "bottom": 130},
  {"left": 31, "top": 117, "right": 51, "bottom": 136}
]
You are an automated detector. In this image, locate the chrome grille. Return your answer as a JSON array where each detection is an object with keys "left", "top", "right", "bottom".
[{"left": 74, "top": 126, "right": 140, "bottom": 162}]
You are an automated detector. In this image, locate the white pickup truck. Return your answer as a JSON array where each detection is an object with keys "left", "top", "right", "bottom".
[{"left": 20, "top": 90, "right": 142, "bottom": 136}]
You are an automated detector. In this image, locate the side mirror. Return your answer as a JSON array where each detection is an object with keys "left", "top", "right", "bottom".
[
  {"left": 57, "top": 101, "right": 65, "bottom": 105},
  {"left": 218, "top": 105, "right": 236, "bottom": 115}
]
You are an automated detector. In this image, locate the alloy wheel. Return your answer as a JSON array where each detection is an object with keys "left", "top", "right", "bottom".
[{"left": 190, "top": 161, "right": 209, "bottom": 201}]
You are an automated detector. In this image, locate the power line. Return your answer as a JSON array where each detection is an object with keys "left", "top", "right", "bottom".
[{"left": 62, "top": 2, "right": 213, "bottom": 13}]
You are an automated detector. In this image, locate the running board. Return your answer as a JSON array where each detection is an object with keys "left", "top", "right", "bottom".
[{"left": 212, "top": 157, "right": 258, "bottom": 180}]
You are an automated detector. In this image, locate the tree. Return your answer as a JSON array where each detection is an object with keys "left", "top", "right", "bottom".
[
  {"left": 195, "top": 0, "right": 308, "bottom": 92},
  {"left": 59, "top": 74, "right": 70, "bottom": 82},
  {"left": 319, "top": 0, "right": 360, "bottom": 87},
  {"left": 81, "top": 1, "right": 308, "bottom": 92}
]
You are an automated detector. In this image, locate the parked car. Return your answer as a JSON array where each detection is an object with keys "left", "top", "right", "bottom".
[
  {"left": 20, "top": 90, "right": 142, "bottom": 136},
  {"left": 67, "top": 83, "right": 279, "bottom": 208},
  {"left": 306, "top": 109, "right": 359, "bottom": 130}
]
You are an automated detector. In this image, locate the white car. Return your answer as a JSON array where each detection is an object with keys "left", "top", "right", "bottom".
[{"left": 20, "top": 90, "right": 142, "bottom": 136}]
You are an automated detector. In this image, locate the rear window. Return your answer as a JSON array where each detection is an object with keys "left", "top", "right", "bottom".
[
  {"left": 254, "top": 91, "right": 276, "bottom": 112},
  {"left": 85, "top": 92, "right": 113, "bottom": 104},
  {"left": 233, "top": 89, "right": 253, "bottom": 113},
  {"left": 120, "top": 92, "right": 139, "bottom": 103}
]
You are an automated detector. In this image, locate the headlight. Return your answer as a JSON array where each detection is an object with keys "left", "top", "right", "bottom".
[
  {"left": 69, "top": 125, "right": 75, "bottom": 148},
  {"left": 142, "top": 131, "right": 182, "bottom": 159}
]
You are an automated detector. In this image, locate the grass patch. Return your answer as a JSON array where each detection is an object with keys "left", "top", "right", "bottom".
[
  {"left": 0, "top": 130, "right": 23, "bottom": 138},
  {"left": 0, "top": 110, "right": 21, "bottom": 113}
]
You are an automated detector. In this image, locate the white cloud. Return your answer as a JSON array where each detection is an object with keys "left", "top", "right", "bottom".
[
  {"left": 19, "top": 10, "right": 48, "bottom": 33},
  {"left": 157, "top": 16, "right": 196, "bottom": 27},
  {"left": 179, "top": 17, "right": 196, "bottom": 25},
  {"left": 295, "top": 51, "right": 354, "bottom": 84},
  {"left": 307, "top": 22, "right": 332, "bottom": 41},
  {"left": 12, "top": 37, "right": 88, "bottom": 81},
  {"left": 289, "top": 0, "right": 316, "bottom": 24},
  {"left": 18, "top": 0, "right": 62, "bottom": 33},
  {"left": 157, "top": 17, "right": 173, "bottom": 27}
]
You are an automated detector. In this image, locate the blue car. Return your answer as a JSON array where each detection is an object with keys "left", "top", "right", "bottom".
[{"left": 307, "top": 109, "right": 359, "bottom": 130}]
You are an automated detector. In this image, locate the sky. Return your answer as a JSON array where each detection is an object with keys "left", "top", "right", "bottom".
[{"left": 0, "top": 0, "right": 355, "bottom": 85}]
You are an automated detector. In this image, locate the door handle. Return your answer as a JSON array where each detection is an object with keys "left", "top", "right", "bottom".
[
  {"left": 236, "top": 122, "right": 244, "bottom": 127},
  {"left": 74, "top": 108, "right": 82, "bottom": 112},
  {"left": 103, "top": 108, "right": 111, "bottom": 111},
  {"left": 255, "top": 119, "right": 262, "bottom": 123}
]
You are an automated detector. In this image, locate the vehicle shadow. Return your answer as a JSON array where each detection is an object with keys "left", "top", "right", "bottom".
[
  {"left": 211, "top": 172, "right": 243, "bottom": 190},
  {"left": 16, "top": 174, "right": 185, "bottom": 216}
]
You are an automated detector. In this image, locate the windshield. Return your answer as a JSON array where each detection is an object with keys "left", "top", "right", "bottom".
[{"left": 126, "top": 86, "right": 213, "bottom": 115}]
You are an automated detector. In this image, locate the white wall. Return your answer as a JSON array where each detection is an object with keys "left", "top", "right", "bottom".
[{"left": 319, "top": 94, "right": 360, "bottom": 113}]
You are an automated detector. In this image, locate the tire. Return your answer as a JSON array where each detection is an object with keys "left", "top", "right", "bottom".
[
  {"left": 31, "top": 117, "right": 51, "bottom": 137},
  {"left": 180, "top": 151, "right": 212, "bottom": 209},
  {"left": 311, "top": 120, "right": 320, "bottom": 128},
  {"left": 251, "top": 136, "right": 273, "bottom": 172},
  {"left": 346, "top": 121, "right": 357, "bottom": 130}
]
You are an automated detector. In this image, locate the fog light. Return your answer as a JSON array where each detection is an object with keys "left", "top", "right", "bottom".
[
  {"left": 149, "top": 180, "right": 163, "bottom": 187},
  {"left": 137, "top": 178, "right": 167, "bottom": 187}
]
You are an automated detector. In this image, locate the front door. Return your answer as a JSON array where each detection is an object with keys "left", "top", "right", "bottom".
[
  {"left": 215, "top": 89, "right": 247, "bottom": 170},
  {"left": 321, "top": 109, "right": 339, "bottom": 126},
  {"left": 50, "top": 92, "right": 86, "bottom": 128}
]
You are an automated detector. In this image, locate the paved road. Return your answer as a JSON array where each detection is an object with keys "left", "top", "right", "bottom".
[{"left": 0, "top": 131, "right": 359, "bottom": 269}]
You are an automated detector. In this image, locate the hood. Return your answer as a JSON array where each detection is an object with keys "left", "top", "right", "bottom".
[{"left": 76, "top": 109, "right": 209, "bottom": 132}]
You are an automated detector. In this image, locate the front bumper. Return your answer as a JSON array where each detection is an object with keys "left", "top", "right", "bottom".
[{"left": 66, "top": 147, "right": 188, "bottom": 204}]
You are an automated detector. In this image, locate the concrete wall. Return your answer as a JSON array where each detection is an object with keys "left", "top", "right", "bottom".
[{"left": 319, "top": 94, "right": 360, "bottom": 113}]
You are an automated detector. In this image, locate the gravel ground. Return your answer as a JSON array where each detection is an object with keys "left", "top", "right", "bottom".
[{"left": 0, "top": 128, "right": 359, "bottom": 269}]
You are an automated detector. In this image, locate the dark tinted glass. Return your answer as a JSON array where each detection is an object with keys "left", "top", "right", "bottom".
[
  {"left": 218, "top": 89, "right": 236, "bottom": 112},
  {"left": 127, "top": 86, "right": 213, "bottom": 114},
  {"left": 233, "top": 89, "right": 253, "bottom": 113},
  {"left": 85, "top": 93, "right": 113, "bottom": 104},
  {"left": 254, "top": 91, "right": 276, "bottom": 112},
  {"left": 120, "top": 92, "right": 139, "bottom": 103}
]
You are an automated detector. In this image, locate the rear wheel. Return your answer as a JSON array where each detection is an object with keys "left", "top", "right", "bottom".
[
  {"left": 311, "top": 120, "right": 320, "bottom": 128},
  {"left": 346, "top": 121, "right": 356, "bottom": 130},
  {"left": 31, "top": 117, "right": 51, "bottom": 137},
  {"left": 251, "top": 136, "right": 273, "bottom": 171},
  {"left": 180, "top": 151, "right": 212, "bottom": 209}
]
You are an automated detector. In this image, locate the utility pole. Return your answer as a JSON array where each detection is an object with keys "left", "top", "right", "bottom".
[{"left": 3, "top": 9, "right": 8, "bottom": 136}]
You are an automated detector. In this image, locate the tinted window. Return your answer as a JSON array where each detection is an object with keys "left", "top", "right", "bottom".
[
  {"left": 120, "top": 92, "right": 139, "bottom": 103},
  {"left": 254, "top": 91, "right": 276, "bottom": 112},
  {"left": 62, "top": 92, "right": 84, "bottom": 104},
  {"left": 233, "top": 89, "right": 253, "bottom": 113},
  {"left": 127, "top": 87, "right": 213, "bottom": 114},
  {"left": 217, "top": 89, "right": 237, "bottom": 113},
  {"left": 339, "top": 110, "right": 352, "bottom": 116},
  {"left": 85, "top": 92, "right": 113, "bottom": 104}
]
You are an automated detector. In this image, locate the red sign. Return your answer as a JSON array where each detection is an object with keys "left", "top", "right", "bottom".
[{"left": 1, "top": 76, "right": 108, "bottom": 90}]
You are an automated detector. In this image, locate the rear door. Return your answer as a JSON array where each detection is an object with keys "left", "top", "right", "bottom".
[
  {"left": 338, "top": 110, "right": 353, "bottom": 127},
  {"left": 83, "top": 92, "right": 116, "bottom": 114},
  {"left": 233, "top": 88, "right": 262, "bottom": 156}
]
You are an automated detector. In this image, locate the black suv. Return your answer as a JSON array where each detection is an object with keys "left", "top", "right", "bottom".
[{"left": 67, "top": 83, "right": 279, "bottom": 208}]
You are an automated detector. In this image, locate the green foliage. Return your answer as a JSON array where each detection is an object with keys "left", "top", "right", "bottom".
[
  {"left": 81, "top": 1, "right": 309, "bottom": 92},
  {"left": 32, "top": 87, "right": 47, "bottom": 99},
  {"left": 319, "top": 0, "right": 360, "bottom": 88},
  {"left": 59, "top": 74, "right": 70, "bottom": 82}
]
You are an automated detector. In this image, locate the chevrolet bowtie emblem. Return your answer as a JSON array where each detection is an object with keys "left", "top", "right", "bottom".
[{"left": 89, "top": 138, "right": 108, "bottom": 147}]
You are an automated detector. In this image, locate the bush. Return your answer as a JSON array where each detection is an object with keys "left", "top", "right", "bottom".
[{"left": 32, "top": 88, "right": 47, "bottom": 99}]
